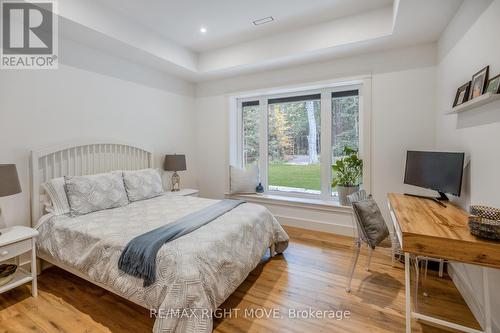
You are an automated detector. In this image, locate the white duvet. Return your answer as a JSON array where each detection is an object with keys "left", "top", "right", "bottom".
[{"left": 36, "top": 194, "right": 289, "bottom": 333}]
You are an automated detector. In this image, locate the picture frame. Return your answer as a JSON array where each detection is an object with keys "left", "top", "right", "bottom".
[
  {"left": 453, "top": 81, "right": 471, "bottom": 107},
  {"left": 469, "top": 65, "right": 489, "bottom": 100},
  {"left": 485, "top": 74, "right": 500, "bottom": 94}
]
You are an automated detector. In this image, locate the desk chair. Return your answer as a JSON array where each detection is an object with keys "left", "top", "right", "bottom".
[
  {"left": 346, "top": 190, "right": 424, "bottom": 303},
  {"left": 345, "top": 190, "right": 395, "bottom": 292},
  {"left": 346, "top": 190, "right": 445, "bottom": 307}
]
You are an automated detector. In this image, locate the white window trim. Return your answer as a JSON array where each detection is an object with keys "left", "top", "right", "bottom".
[{"left": 229, "top": 76, "right": 372, "bottom": 201}]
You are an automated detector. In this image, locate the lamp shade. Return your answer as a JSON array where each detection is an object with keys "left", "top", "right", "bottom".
[
  {"left": 164, "top": 155, "right": 187, "bottom": 172},
  {"left": 0, "top": 164, "right": 21, "bottom": 197}
]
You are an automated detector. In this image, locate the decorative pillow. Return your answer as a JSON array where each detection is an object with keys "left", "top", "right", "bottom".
[
  {"left": 123, "top": 168, "right": 164, "bottom": 202},
  {"left": 40, "top": 194, "right": 54, "bottom": 214},
  {"left": 42, "top": 177, "right": 70, "bottom": 215},
  {"left": 229, "top": 165, "right": 259, "bottom": 194},
  {"left": 65, "top": 172, "right": 129, "bottom": 216},
  {"left": 352, "top": 197, "right": 389, "bottom": 249}
]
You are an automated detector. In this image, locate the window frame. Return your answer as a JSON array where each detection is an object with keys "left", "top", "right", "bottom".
[{"left": 232, "top": 78, "right": 371, "bottom": 202}]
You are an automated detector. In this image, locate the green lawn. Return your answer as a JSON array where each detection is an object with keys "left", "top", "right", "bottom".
[{"left": 268, "top": 163, "right": 321, "bottom": 190}]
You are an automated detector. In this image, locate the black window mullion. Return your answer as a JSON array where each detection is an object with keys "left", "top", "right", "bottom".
[
  {"left": 331, "top": 90, "right": 358, "bottom": 98},
  {"left": 268, "top": 93, "right": 321, "bottom": 105},
  {"left": 242, "top": 100, "right": 259, "bottom": 107}
]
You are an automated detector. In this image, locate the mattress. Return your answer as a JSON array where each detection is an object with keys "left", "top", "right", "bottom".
[{"left": 36, "top": 194, "right": 289, "bottom": 333}]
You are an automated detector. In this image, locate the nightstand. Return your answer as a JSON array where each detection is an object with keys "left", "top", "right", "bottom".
[
  {"left": 0, "top": 226, "right": 38, "bottom": 297},
  {"left": 166, "top": 188, "right": 199, "bottom": 197}
]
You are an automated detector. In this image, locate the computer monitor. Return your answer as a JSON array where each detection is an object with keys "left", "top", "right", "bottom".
[{"left": 404, "top": 150, "right": 465, "bottom": 201}]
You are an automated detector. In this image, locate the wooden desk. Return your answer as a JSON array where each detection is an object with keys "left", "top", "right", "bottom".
[{"left": 387, "top": 193, "right": 500, "bottom": 333}]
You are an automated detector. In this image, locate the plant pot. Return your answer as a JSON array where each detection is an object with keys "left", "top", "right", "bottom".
[{"left": 337, "top": 185, "right": 360, "bottom": 206}]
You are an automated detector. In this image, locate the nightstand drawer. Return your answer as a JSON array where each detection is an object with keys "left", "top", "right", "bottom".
[{"left": 0, "top": 239, "right": 32, "bottom": 261}]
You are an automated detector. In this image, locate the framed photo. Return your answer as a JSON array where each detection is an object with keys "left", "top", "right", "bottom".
[
  {"left": 485, "top": 74, "right": 500, "bottom": 94},
  {"left": 453, "top": 81, "right": 471, "bottom": 107},
  {"left": 469, "top": 66, "right": 489, "bottom": 100}
]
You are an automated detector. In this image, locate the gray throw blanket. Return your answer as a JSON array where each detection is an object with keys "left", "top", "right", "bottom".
[{"left": 118, "top": 199, "right": 245, "bottom": 286}]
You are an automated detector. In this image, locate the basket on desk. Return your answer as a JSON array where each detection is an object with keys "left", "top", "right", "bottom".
[
  {"left": 470, "top": 205, "right": 500, "bottom": 220},
  {"left": 469, "top": 205, "right": 500, "bottom": 241}
]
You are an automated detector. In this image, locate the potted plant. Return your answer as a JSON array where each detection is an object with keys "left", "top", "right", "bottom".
[{"left": 332, "top": 147, "right": 363, "bottom": 206}]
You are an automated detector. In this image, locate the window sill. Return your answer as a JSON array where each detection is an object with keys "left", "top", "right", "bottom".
[{"left": 225, "top": 192, "right": 352, "bottom": 213}]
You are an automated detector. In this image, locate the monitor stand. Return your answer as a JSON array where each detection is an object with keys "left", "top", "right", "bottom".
[
  {"left": 436, "top": 191, "right": 449, "bottom": 201},
  {"left": 404, "top": 192, "right": 448, "bottom": 207}
]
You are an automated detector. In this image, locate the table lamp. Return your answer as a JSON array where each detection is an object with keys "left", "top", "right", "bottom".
[
  {"left": 163, "top": 154, "right": 186, "bottom": 192},
  {"left": 0, "top": 164, "right": 22, "bottom": 235}
]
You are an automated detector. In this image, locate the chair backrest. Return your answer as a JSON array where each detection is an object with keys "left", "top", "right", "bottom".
[{"left": 347, "top": 190, "right": 370, "bottom": 243}]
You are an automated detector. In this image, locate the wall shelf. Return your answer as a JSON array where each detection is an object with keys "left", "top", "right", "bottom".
[{"left": 447, "top": 92, "right": 500, "bottom": 115}]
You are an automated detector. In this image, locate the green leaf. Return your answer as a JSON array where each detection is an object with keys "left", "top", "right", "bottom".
[{"left": 331, "top": 146, "right": 363, "bottom": 187}]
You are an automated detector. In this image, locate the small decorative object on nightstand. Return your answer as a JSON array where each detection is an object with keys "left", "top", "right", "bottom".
[
  {"left": 0, "top": 226, "right": 39, "bottom": 297},
  {"left": 164, "top": 154, "right": 187, "bottom": 192},
  {"left": 0, "top": 164, "right": 22, "bottom": 236},
  {"left": 165, "top": 188, "right": 199, "bottom": 197}
]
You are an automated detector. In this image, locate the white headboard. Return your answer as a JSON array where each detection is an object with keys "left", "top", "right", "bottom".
[{"left": 30, "top": 141, "right": 154, "bottom": 226}]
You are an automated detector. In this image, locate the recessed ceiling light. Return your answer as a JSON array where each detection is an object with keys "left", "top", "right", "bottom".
[
  {"left": 200, "top": 27, "right": 207, "bottom": 33},
  {"left": 253, "top": 16, "right": 274, "bottom": 26}
]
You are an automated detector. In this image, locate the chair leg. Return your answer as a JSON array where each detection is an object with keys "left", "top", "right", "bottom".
[
  {"left": 423, "top": 258, "right": 429, "bottom": 297},
  {"left": 366, "top": 246, "right": 373, "bottom": 271},
  {"left": 439, "top": 259, "right": 444, "bottom": 278},
  {"left": 391, "top": 238, "right": 396, "bottom": 267},
  {"left": 414, "top": 257, "right": 420, "bottom": 311},
  {"left": 346, "top": 239, "right": 361, "bottom": 293},
  {"left": 390, "top": 233, "right": 401, "bottom": 267}
]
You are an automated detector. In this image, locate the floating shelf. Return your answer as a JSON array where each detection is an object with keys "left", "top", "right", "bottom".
[{"left": 447, "top": 92, "right": 500, "bottom": 114}]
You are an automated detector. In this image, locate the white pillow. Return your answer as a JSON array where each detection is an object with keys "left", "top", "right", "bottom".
[
  {"left": 65, "top": 171, "right": 129, "bottom": 216},
  {"left": 229, "top": 165, "right": 259, "bottom": 194},
  {"left": 42, "top": 177, "right": 70, "bottom": 215},
  {"left": 123, "top": 168, "right": 164, "bottom": 202},
  {"left": 40, "top": 194, "right": 54, "bottom": 214}
]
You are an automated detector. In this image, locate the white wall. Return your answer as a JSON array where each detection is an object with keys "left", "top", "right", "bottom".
[
  {"left": 0, "top": 38, "right": 198, "bottom": 228},
  {"left": 194, "top": 43, "right": 437, "bottom": 231},
  {"left": 435, "top": 0, "right": 500, "bottom": 330}
]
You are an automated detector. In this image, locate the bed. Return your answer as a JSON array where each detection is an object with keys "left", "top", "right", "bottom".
[{"left": 30, "top": 141, "right": 289, "bottom": 333}]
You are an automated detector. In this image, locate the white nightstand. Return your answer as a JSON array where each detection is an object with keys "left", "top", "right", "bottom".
[
  {"left": 165, "top": 188, "right": 199, "bottom": 197},
  {"left": 0, "top": 226, "right": 38, "bottom": 297}
]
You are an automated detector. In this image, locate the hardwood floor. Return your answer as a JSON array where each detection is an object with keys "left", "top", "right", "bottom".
[{"left": 0, "top": 226, "right": 480, "bottom": 333}]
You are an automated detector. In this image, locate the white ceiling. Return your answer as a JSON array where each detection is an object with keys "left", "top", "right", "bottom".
[
  {"left": 56, "top": 0, "right": 467, "bottom": 81},
  {"left": 98, "top": 0, "right": 393, "bottom": 52}
]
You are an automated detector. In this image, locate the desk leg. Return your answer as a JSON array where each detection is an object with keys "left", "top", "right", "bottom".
[
  {"left": 483, "top": 267, "right": 492, "bottom": 333},
  {"left": 405, "top": 252, "right": 411, "bottom": 333}
]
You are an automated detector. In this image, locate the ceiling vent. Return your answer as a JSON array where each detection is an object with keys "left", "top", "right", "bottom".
[{"left": 253, "top": 16, "right": 274, "bottom": 26}]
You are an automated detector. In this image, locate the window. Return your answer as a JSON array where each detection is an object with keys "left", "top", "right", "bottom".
[
  {"left": 235, "top": 81, "right": 368, "bottom": 200},
  {"left": 268, "top": 94, "right": 321, "bottom": 194},
  {"left": 242, "top": 101, "right": 260, "bottom": 166},
  {"left": 331, "top": 90, "right": 359, "bottom": 197}
]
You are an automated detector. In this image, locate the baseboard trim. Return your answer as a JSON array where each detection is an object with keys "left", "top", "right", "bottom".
[
  {"left": 448, "top": 264, "right": 500, "bottom": 332},
  {"left": 275, "top": 214, "right": 354, "bottom": 237}
]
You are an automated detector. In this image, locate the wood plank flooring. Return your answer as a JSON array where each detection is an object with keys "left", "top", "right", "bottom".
[{"left": 0, "top": 226, "right": 480, "bottom": 333}]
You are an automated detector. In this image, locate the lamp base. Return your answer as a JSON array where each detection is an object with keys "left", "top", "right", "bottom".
[{"left": 171, "top": 171, "right": 181, "bottom": 191}]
